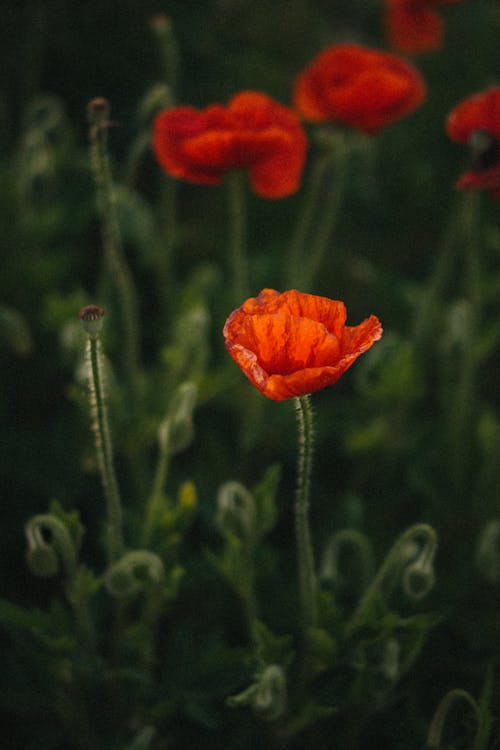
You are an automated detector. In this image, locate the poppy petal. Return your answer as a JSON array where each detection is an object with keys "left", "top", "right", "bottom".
[
  {"left": 294, "top": 44, "right": 426, "bottom": 134},
  {"left": 153, "top": 92, "right": 307, "bottom": 198},
  {"left": 223, "top": 289, "right": 383, "bottom": 401}
]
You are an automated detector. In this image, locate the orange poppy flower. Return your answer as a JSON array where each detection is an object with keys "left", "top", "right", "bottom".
[
  {"left": 385, "top": 0, "right": 462, "bottom": 55},
  {"left": 446, "top": 88, "right": 500, "bottom": 198},
  {"left": 293, "top": 44, "right": 426, "bottom": 134},
  {"left": 152, "top": 91, "right": 307, "bottom": 199},
  {"left": 223, "top": 288, "right": 382, "bottom": 401}
]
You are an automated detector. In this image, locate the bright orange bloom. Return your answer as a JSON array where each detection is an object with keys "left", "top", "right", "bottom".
[
  {"left": 293, "top": 44, "right": 426, "bottom": 134},
  {"left": 152, "top": 91, "right": 307, "bottom": 199},
  {"left": 385, "top": 0, "right": 462, "bottom": 55},
  {"left": 223, "top": 289, "right": 382, "bottom": 401},
  {"left": 446, "top": 88, "right": 500, "bottom": 198}
]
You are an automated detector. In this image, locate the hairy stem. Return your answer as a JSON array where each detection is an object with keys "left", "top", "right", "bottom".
[
  {"left": 227, "top": 170, "right": 249, "bottom": 302},
  {"left": 294, "top": 395, "right": 317, "bottom": 630},
  {"left": 87, "top": 337, "right": 124, "bottom": 563}
]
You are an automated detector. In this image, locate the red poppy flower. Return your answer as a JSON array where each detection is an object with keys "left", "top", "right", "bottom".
[
  {"left": 223, "top": 288, "right": 382, "bottom": 401},
  {"left": 293, "top": 44, "right": 426, "bottom": 134},
  {"left": 446, "top": 88, "right": 500, "bottom": 198},
  {"left": 385, "top": 0, "right": 462, "bottom": 55},
  {"left": 152, "top": 91, "right": 307, "bottom": 199}
]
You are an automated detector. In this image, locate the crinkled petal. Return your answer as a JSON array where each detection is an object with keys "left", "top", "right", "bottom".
[
  {"left": 294, "top": 44, "right": 426, "bottom": 134},
  {"left": 223, "top": 289, "right": 383, "bottom": 401}
]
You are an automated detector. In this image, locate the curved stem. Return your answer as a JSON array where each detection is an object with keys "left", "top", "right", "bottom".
[
  {"left": 87, "top": 337, "right": 124, "bottom": 563},
  {"left": 347, "top": 522, "right": 437, "bottom": 634},
  {"left": 227, "top": 170, "right": 249, "bottom": 302},
  {"left": 427, "top": 689, "right": 480, "bottom": 749},
  {"left": 294, "top": 395, "right": 317, "bottom": 630}
]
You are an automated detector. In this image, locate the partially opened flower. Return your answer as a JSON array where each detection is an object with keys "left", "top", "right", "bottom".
[
  {"left": 153, "top": 91, "right": 307, "bottom": 199},
  {"left": 293, "top": 44, "right": 426, "bottom": 134},
  {"left": 446, "top": 87, "right": 500, "bottom": 198},
  {"left": 385, "top": 0, "right": 462, "bottom": 55},
  {"left": 223, "top": 288, "right": 382, "bottom": 401}
]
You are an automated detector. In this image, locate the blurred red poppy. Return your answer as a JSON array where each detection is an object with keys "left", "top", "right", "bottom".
[
  {"left": 293, "top": 44, "right": 426, "bottom": 134},
  {"left": 223, "top": 288, "right": 382, "bottom": 401},
  {"left": 385, "top": 0, "right": 461, "bottom": 55},
  {"left": 446, "top": 87, "right": 500, "bottom": 197},
  {"left": 152, "top": 91, "right": 307, "bottom": 199}
]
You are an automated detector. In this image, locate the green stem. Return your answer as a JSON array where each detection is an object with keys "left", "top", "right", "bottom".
[
  {"left": 87, "top": 337, "right": 124, "bottom": 563},
  {"left": 449, "top": 191, "right": 481, "bottom": 491},
  {"left": 287, "top": 133, "right": 349, "bottom": 291},
  {"left": 142, "top": 426, "right": 171, "bottom": 547},
  {"left": 347, "top": 523, "right": 437, "bottom": 634},
  {"left": 413, "top": 196, "right": 471, "bottom": 347},
  {"left": 227, "top": 170, "right": 249, "bottom": 302},
  {"left": 89, "top": 113, "right": 141, "bottom": 381},
  {"left": 427, "top": 689, "right": 480, "bottom": 749},
  {"left": 158, "top": 176, "right": 178, "bottom": 325},
  {"left": 294, "top": 395, "right": 317, "bottom": 630}
]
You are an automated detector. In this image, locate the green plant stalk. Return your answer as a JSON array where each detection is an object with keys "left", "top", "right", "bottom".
[
  {"left": 142, "top": 426, "right": 171, "bottom": 547},
  {"left": 413, "top": 198, "right": 463, "bottom": 346},
  {"left": 287, "top": 134, "right": 348, "bottom": 291},
  {"left": 294, "top": 395, "right": 318, "bottom": 630},
  {"left": 227, "top": 170, "right": 249, "bottom": 302},
  {"left": 427, "top": 689, "right": 480, "bottom": 749},
  {"left": 87, "top": 336, "right": 124, "bottom": 563},
  {"left": 449, "top": 191, "right": 481, "bottom": 491},
  {"left": 347, "top": 522, "right": 437, "bottom": 634},
  {"left": 158, "top": 176, "right": 178, "bottom": 325},
  {"left": 90, "top": 120, "right": 141, "bottom": 380}
]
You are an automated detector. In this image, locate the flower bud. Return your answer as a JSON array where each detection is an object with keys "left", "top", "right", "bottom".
[
  {"left": 26, "top": 543, "right": 59, "bottom": 578},
  {"left": 104, "top": 550, "right": 165, "bottom": 598},
  {"left": 252, "top": 665, "right": 287, "bottom": 721},
  {"left": 159, "top": 382, "right": 197, "bottom": 457},
  {"left": 25, "top": 514, "right": 77, "bottom": 580},
  {"left": 402, "top": 551, "right": 436, "bottom": 600},
  {"left": 476, "top": 520, "right": 500, "bottom": 583},
  {"left": 216, "top": 481, "right": 256, "bottom": 543}
]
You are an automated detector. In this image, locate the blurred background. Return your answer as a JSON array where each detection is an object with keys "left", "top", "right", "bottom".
[{"left": 2, "top": 1, "right": 500, "bottom": 748}]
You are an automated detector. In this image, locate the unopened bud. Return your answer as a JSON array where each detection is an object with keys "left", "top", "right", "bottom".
[
  {"left": 104, "top": 550, "right": 165, "bottom": 598},
  {"left": 253, "top": 665, "right": 287, "bottom": 721},
  {"left": 402, "top": 552, "right": 436, "bottom": 600},
  {"left": 217, "top": 481, "right": 256, "bottom": 543}
]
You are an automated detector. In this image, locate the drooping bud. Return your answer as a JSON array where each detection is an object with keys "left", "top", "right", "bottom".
[
  {"left": 79, "top": 305, "right": 105, "bottom": 339},
  {"left": 216, "top": 481, "right": 256, "bottom": 544},
  {"left": 104, "top": 550, "right": 165, "bottom": 598},
  {"left": 25, "top": 514, "right": 78, "bottom": 580},
  {"left": 476, "top": 519, "right": 500, "bottom": 583},
  {"left": 252, "top": 665, "right": 287, "bottom": 721}
]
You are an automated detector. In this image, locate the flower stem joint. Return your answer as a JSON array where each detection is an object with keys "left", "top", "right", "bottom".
[{"left": 79, "top": 304, "right": 105, "bottom": 339}]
